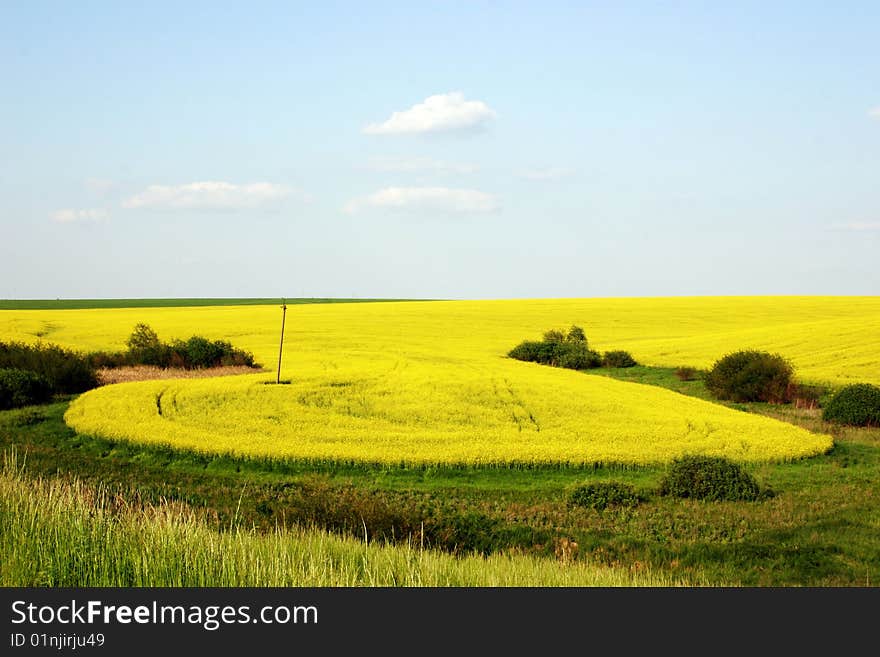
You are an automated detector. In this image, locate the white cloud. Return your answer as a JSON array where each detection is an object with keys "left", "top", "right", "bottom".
[
  {"left": 517, "top": 167, "right": 574, "bottom": 181},
  {"left": 122, "top": 181, "right": 294, "bottom": 210},
  {"left": 830, "top": 221, "right": 880, "bottom": 231},
  {"left": 50, "top": 208, "right": 108, "bottom": 223},
  {"left": 364, "top": 92, "right": 497, "bottom": 135},
  {"left": 367, "top": 156, "right": 478, "bottom": 175},
  {"left": 868, "top": 107, "right": 880, "bottom": 119},
  {"left": 344, "top": 187, "right": 499, "bottom": 214}
]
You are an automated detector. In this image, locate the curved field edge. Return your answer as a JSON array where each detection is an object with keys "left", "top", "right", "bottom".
[
  {"left": 0, "top": 457, "right": 696, "bottom": 587},
  {"left": 64, "top": 372, "right": 832, "bottom": 467}
]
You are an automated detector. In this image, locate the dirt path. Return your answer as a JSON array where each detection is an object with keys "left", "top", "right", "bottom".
[{"left": 97, "top": 365, "right": 267, "bottom": 385}]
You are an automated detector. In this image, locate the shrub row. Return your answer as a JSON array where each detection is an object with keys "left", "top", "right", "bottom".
[
  {"left": 90, "top": 323, "right": 258, "bottom": 370},
  {"left": 0, "top": 368, "right": 53, "bottom": 410},
  {"left": 704, "top": 350, "right": 878, "bottom": 423},
  {"left": 0, "top": 341, "right": 98, "bottom": 394},
  {"left": 568, "top": 456, "right": 774, "bottom": 511},
  {"left": 508, "top": 326, "right": 638, "bottom": 371}
]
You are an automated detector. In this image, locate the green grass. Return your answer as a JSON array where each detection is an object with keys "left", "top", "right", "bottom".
[
  {"left": 0, "top": 298, "right": 429, "bottom": 310},
  {"left": 586, "top": 365, "right": 717, "bottom": 401},
  {"left": 589, "top": 364, "right": 836, "bottom": 405},
  {"left": 0, "top": 453, "right": 686, "bottom": 587},
  {"left": 1, "top": 384, "right": 878, "bottom": 586}
]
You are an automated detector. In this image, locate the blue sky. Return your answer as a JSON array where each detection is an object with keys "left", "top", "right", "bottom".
[{"left": 2, "top": 1, "right": 878, "bottom": 299}]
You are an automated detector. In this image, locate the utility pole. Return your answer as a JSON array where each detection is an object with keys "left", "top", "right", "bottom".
[{"left": 276, "top": 298, "right": 287, "bottom": 384}]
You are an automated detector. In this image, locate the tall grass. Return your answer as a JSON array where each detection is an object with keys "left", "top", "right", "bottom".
[{"left": 0, "top": 452, "right": 698, "bottom": 587}]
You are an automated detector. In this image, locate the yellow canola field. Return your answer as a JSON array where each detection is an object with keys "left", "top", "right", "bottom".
[
  {"left": 1, "top": 296, "right": 853, "bottom": 466},
  {"left": 0, "top": 297, "right": 880, "bottom": 385},
  {"left": 64, "top": 358, "right": 830, "bottom": 466},
  {"left": 1, "top": 296, "right": 878, "bottom": 384}
]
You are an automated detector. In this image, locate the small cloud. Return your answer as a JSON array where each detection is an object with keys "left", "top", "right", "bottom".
[
  {"left": 830, "top": 221, "right": 880, "bottom": 231},
  {"left": 868, "top": 107, "right": 880, "bottom": 119},
  {"left": 367, "top": 156, "right": 478, "bottom": 175},
  {"left": 122, "top": 181, "right": 295, "bottom": 210},
  {"left": 344, "top": 187, "right": 499, "bottom": 214},
  {"left": 50, "top": 208, "right": 108, "bottom": 223},
  {"left": 364, "top": 92, "right": 497, "bottom": 135},
  {"left": 517, "top": 167, "right": 574, "bottom": 181}
]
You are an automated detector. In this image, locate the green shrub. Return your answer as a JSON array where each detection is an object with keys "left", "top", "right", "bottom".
[
  {"left": 0, "top": 368, "right": 53, "bottom": 410},
  {"left": 822, "top": 383, "right": 880, "bottom": 427},
  {"left": 556, "top": 342, "right": 602, "bottom": 369},
  {"left": 508, "top": 326, "right": 601, "bottom": 370},
  {"left": 704, "top": 350, "right": 794, "bottom": 403},
  {"left": 508, "top": 340, "right": 601, "bottom": 370},
  {"left": 177, "top": 336, "right": 222, "bottom": 368},
  {"left": 543, "top": 329, "right": 566, "bottom": 344},
  {"left": 657, "top": 455, "right": 771, "bottom": 502},
  {"left": 0, "top": 341, "right": 98, "bottom": 394},
  {"left": 568, "top": 482, "right": 643, "bottom": 511},
  {"left": 565, "top": 325, "right": 587, "bottom": 344},
  {"left": 602, "top": 350, "right": 638, "bottom": 368},
  {"left": 544, "top": 325, "right": 588, "bottom": 345},
  {"left": 220, "top": 349, "right": 256, "bottom": 367},
  {"left": 508, "top": 341, "right": 550, "bottom": 363},
  {"left": 125, "top": 323, "right": 164, "bottom": 365},
  {"left": 104, "top": 324, "right": 258, "bottom": 370},
  {"left": 87, "top": 350, "right": 132, "bottom": 369},
  {"left": 163, "top": 336, "right": 255, "bottom": 369}
]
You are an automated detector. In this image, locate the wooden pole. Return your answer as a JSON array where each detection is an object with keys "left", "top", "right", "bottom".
[{"left": 276, "top": 299, "right": 287, "bottom": 384}]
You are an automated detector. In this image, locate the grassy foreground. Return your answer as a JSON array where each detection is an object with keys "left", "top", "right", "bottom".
[
  {"left": 0, "top": 452, "right": 688, "bottom": 587},
  {"left": 2, "top": 389, "right": 878, "bottom": 586}
]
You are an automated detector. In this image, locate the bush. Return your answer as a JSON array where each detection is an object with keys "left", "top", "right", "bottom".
[
  {"left": 602, "top": 350, "right": 638, "bottom": 368},
  {"left": 126, "top": 322, "right": 160, "bottom": 351},
  {"left": 822, "top": 383, "right": 880, "bottom": 427},
  {"left": 106, "top": 324, "right": 258, "bottom": 370},
  {"left": 568, "top": 482, "right": 643, "bottom": 511},
  {"left": 556, "top": 342, "right": 603, "bottom": 369},
  {"left": 508, "top": 326, "right": 601, "bottom": 371},
  {"left": 87, "top": 350, "right": 132, "bottom": 369},
  {"left": 220, "top": 349, "right": 257, "bottom": 367},
  {"left": 565, "top": 325, "right": 587, "bottom": 344},
  {"left": 704, "top": 350, "right": 794, "bottom": 403},
  {"left": 657, "top": 455, "right": 771, "bottom": 502},
  {"left": 508, "top": 340, "right": 601, "bottom": 370},
  {"left": 543, "top": 329, "right": 566, "bottom": 344},
  {"left": 508, "top": 341, "right": 542, "bottom": 364},
  {"left": 0, "top": 368, "right": 53, "bottom": 410},
  {"left": 164, "top": 336, "right": 256, "bottom": 369},
  {"left": 0, "top": 341, "right": 98, "bottom": 394},
  {"left": 175, "top": 336, "right": 221, "bottom": 368},
  {"left": 125, "top": 323, "right": 165, "bottom": 366}
]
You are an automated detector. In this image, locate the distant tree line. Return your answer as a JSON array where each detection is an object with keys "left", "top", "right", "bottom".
[{"left": 89, "top": 323, "right": 257, "bottom": 370}]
